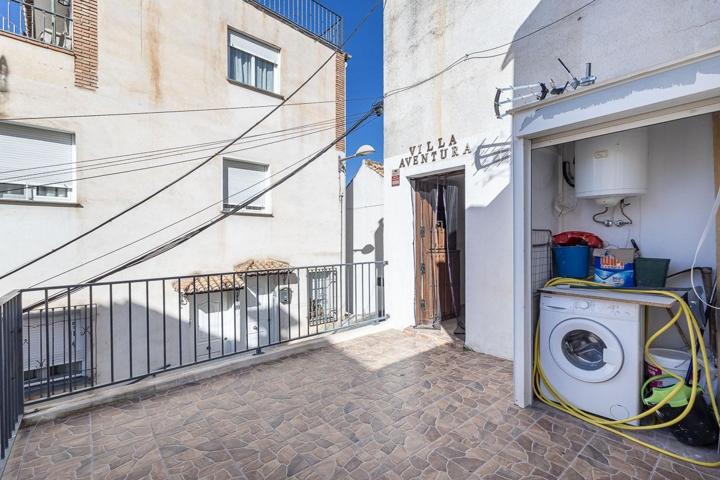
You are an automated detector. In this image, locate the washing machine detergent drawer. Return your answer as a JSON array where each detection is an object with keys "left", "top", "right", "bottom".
[{"left": 539, "top": 294, "right": 644, "bottom": 426}]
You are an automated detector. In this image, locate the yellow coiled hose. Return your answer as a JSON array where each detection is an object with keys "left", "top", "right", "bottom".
[{"left": 534, "top": 277, "right": 720, "bottom": 467}]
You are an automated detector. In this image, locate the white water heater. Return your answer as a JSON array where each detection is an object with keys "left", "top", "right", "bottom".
[{"left": 574, "top": 128, "right": 648, "bottom": 206}]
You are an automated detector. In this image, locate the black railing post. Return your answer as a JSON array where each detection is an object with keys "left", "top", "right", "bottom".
[
  {"left": 177, "top": 278, "right": 182, "bottom": 367},
  {"left": 0, "top": 291, "right": 24, "bottom": 465},
  {"left": 145, "top": 281, "right": 150, "bottom": 375},
  {"left": 89, "top": 286, "right": 94, "bottom": 387},
  {"left": 109, "top": 284, "right": 114, "bottom": 383},
  {"left": 192, "top": 277, "right": 197, "bottom": 363},
  {"left": 220, "top": 274, "right": 225, "bottom": 357},
  {"left": 206, "top": 275, "right": 211, "bottom": 360},
  {"left": 244, "top": 272, "right": 249, "bottom": 352},
  {"left": 253, "top": 273, "right": 262, "bottom": 355},
  {"left": 128, "top": 283, "right": 133, "bottom": 380},
  {"left": 232, "top": 272, "right": 237, "bottom": 354},
  {"left": 67, "top": 288, "right": 73, "bottom": 393},
  {"left": 44, "top": 290, "right": 50, "bottom": 399},
  {"left": 162, "top": 279, "right": 166, "bottom": 370}
]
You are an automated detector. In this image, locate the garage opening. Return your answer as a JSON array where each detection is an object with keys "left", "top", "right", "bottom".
[
  {"left": 530, "top": 112, "right": 720, "bottom": 461},
  {"left": 412, "top": 171, "right": 465, "bottom": 337}
]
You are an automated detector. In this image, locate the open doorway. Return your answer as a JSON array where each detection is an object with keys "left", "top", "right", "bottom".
[{"left": 412, "top": 171, "right": 465, "bottom": 337}]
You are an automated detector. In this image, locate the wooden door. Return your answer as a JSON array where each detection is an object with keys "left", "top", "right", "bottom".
[
  {"left": 415, "top": 179, "right": 459, "bottom": 326},
  {"left": 414, "top": 180, "right": 461, "bottom": 327},
  {"left": 414, "top": 181, "right": 438, "bottom": 326}
]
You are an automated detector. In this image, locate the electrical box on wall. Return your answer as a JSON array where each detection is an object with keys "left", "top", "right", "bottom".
[{"left": 574, "top": 128, "right": 648, "bottom": 206}]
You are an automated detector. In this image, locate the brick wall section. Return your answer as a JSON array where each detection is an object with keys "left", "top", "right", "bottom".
[
  {"left": 335, "top": 51, "right": 346, "bottom": 152},
  {"left": 73, "top": 0, "right": 98, "bottom": 90}
]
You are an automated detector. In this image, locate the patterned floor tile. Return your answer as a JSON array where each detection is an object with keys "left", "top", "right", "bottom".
[{"left": 6, "top": 329, "right": 720, "bottom": 480}]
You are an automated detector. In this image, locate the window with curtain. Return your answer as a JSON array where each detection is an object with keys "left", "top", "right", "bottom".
[
  {"left": 223, "top": 159, "right": 271, "bottom": 213},
  {"left": 228, "top": 30, "right": 279, "bottom": 94}
]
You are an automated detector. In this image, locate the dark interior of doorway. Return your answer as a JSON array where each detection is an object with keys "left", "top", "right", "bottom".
[{"left": 413, "top": 171, "right": 465, "bottom": 338}]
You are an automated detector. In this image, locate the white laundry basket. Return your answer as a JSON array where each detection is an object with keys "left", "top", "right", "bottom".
[{"left": 645, "top": 347, "right": 718, "bottom": 405}]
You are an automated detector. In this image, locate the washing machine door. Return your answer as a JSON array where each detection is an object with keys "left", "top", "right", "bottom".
[{"left": 549, "top": 318, "right": 623, "bottom": 383}]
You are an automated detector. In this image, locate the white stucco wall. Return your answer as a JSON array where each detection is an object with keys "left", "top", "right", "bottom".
[
  {"left": 346, "top": 164, "right": 384, "bottom": 264},
  {"left": 345, "top": 163, "right": 384, "bottom": 314},
  {"left": 384, "top": 0, "right": 720, "bottom": 362}
]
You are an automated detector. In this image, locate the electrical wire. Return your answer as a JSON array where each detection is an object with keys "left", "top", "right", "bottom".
[
  {"left": 0, "top": 115, "right": 368, "bottom": 188},
  {"left": 32, "top": 105, "right": 381, "bottom": 289},
  {"left": 0, "top": 114, "right": 366, "bottom": 177},
  {"left": 0, "top": 97, "right": 378, "bottom": 121},
  {"left": 0, "top": 124, "right": 341, "bottom": 195},
  {"left": 691, "top": 184, "right": 720, "bottom": 311},
  {"left": 29, "top": 117, "right": 378, "bottom": 286},
  {"left": 29, "top": 147, "right": 325, "bottom": 287},
  {"left": 383, "top": 0, "right": 599, "bottom": 98},
  {"left": 100, "top": 106, "right": 380, "bottom": 279},
  {"left": 0, "top": 1, "right": 382, "bottom": 282}
]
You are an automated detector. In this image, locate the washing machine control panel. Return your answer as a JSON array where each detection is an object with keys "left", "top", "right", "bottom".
[
  {"left": 573, "top": 300, "right": 592, "bottom": 310},
  {"left": 541, "top": 294, "right": 638, "bottom": 319},
  {"left": 592, "top": 301, "right": 637, "bottom": 319}
]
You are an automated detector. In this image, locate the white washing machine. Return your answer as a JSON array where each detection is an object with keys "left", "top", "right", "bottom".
[{"left": 539, "top": 292, "right": 645, "bottom": 425}]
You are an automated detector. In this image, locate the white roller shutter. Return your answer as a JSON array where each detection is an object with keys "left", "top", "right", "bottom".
[
  {"left": 0, "top": 122, "right": 74, "bottom": 187},
  {"left": 24, "top": 307, "right": 89, "bottom": 371},
  {"left": 229, "top": 31, "right": 279, "bottom": 64},
  {"left": 224, "top": 160, "right": 269, "bottom": 209}
]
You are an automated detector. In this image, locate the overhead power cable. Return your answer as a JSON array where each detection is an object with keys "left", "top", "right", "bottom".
[
  {"left": 383, "top": 0, "right": 599, "bottom": 98},
  {"left": 30, "top": 115, "right": 380, "bottom": 288},
  {"left": 0, "top": 114, "right": 365, "bottom": 177},
  {"left": 76, "top": 103, "right": 383, "bottom": 285},
  {"left": 31, "top": 103, "right": 382, "bottom": 292},
  {"left": 0, "top": 114, "right": 368, "bottom": 186},
  {"left": 0, "top": 97, "right": 378, "bottom": 121},
  {"left": 0, "top": 0, "right": 382, "bottom": 282},
  {"left": 0, "top": 123, "right": 342, "bottom": 195}
]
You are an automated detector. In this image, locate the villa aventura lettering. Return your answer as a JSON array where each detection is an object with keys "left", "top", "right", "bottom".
[{"left": 398, "top": 134, "right": 472, "bottom": 169}]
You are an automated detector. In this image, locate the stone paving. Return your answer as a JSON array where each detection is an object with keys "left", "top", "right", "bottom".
[{"left": 3, "top": 329, "right": 719, "bottom": 479}]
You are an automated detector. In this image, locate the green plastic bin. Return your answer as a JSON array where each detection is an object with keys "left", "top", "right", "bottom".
[{"left": 635, "top": 257, "right": 670, "bottom": 288}]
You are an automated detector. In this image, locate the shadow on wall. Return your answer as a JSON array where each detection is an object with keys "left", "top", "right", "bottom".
[
  {"left": 375, "top": 218, "right": 384, "bottom": 263},
  {"left": 467, "top": 137, "right": 512, "bottom": 208}
]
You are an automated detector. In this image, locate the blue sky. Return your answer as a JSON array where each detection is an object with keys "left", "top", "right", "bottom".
[{"left": 322, "top": 0, "right": 384, "bottom": 183}]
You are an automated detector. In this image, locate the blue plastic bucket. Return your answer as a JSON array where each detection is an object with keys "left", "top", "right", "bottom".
[{"left": 553, "top": 245, "right": 590, "bottom": 279}]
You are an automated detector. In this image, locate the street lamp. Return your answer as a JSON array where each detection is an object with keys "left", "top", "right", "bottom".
[
  {"left": 338, "top": 144, "right": 376, "bottom": 172},
  {"left": 338, "top": 145, "right": 376, "bottom": 266}
]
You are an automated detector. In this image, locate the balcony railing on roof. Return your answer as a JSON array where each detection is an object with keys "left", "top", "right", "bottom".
[
  {"left": 5, "top": 260, "right": 385, "bottom": 407},
  {"left": 248, "top": 0, "right": 343, "bottom": 48},
  {"left": 1, "top": 0, "right": 73, "bottom": 50}
]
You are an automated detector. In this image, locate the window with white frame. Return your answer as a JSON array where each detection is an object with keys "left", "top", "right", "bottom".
[
  {"left": 223, "top": 159, "right": 271, "bottom": 213},
  {"left": 0, "top": 122, "right": 75, "bottom": 203},
  {"left": 228, "top": 29, "right": 280, "bottom": 94}
]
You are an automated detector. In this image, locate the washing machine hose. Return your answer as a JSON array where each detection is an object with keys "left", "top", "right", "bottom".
[{"left": 534, "top": 277, "right": 720, "bottom": 468}]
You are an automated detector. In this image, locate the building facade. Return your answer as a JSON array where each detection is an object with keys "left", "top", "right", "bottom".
[
  {"left": 0, "top": 0, "right": 355, "bottom": 395},
  {"left": 383, "top": 0, "right": 720, "bottom": 406},
  {"left": 0, "top": 0, "right": 347, "bottom": 293}
]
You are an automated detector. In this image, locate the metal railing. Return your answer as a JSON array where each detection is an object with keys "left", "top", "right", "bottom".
[
  {"left": 249, "top": 0, "right": 343, "bottom": 48},
  {"left": 1, "top": 0, "right": 73, "bottom": 50},
  {"left": 17, "top": 261, "right": 386, "bottom": 404},
  {"left": 0, "top": 291, "right": 23, "bottom": 470}
]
